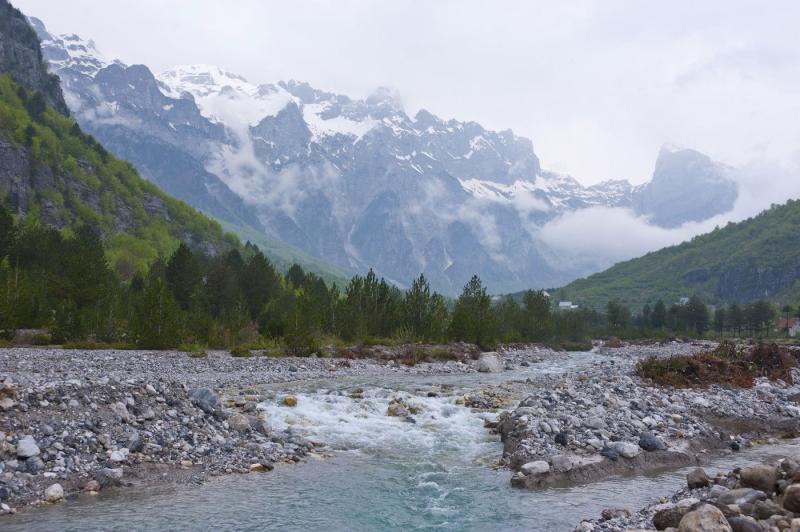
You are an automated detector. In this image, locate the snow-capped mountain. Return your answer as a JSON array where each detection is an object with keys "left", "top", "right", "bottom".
[{"left": 32, "top": 18, "right": 739, "bottom": 294}]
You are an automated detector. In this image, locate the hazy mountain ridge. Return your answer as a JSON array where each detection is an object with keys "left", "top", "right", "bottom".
[
  {"left": 556, "top": 198, "right": 800, "bottom": 309},
  {"left": 34, "top": 19, "right": 739, "bottom": 294}
]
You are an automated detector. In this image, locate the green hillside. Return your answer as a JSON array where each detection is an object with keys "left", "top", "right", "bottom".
[
  {"left": 555, "top": 200, "right": 800, "bottom": 310},
  {"left": 0, "top": 74, "right": 243, "bottom": 275}
]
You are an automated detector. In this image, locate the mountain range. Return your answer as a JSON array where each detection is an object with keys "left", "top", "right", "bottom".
[{"left": 31, "top": 17, "right": 739, "bottom": 294}]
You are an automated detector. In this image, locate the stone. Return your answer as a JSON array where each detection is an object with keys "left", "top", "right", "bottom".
[
  {"left": 739, "top": 464, "right": 778, "bottom": 494},
  {"left": 16, "top": 435, "right": 40, "bottom": 459},
  {"left": 717, "top": 488, "right": 766, "bottom": 506},
  {"left": 783, "top": 484, "right": 800, "bottom": 513},
  {"left": 551, "top": 454, "right": 575, "bottom": 473},
  {"left": 283, "top": 396, "right": 298, "bottom": 407},
  {"left": 653, "top": 506, "right": 689, "bottom": 530},
  {"left": 601, "top": 508, "right": 630, "bottom": 520},
  {"left": 752, "top": 499, "right": 784, "bottom": 520},
  {"left": 96, "top": 467, "right": 124, "bottom": 489},
  {"left": 44, "top": 483, "right": 64, "bottom": 503},
  {"left": 249, "top": 463, "right": 273, "bottom": 472},
  {"left": 188, "top": 388, "right": 223, "bottom": 417},
  {"left": 600, "top": 446, "right": 619, "bottom": 461},
  {"left": 687, "top": 468, "right": 711, "bottom": 489},
  {"left": 475, "top": 353, "right": 503, "bottom": 373},
  {"left": 677, "top": 504, "right": 732, "bottom": 532},
  {"left": 555, "top": 432, "right": 569, "bottom": 446},
  {"left": 708, "top": 484, "right": 729, "bottom": 499},
  {"left": 82, "top": 480, "right": 101, "bottom": 492},
  {"left": 726, "top": 516, "right": 762, "bottom": 532},
  {"left": 521, "top": 461, "right": 550, "bottom": 476},
  {"left": 108, "top": 449, "right": 129, "bottom": 462},
  {"left": 228, "top": 413, "right": 250, "bottom": 432},
  {"left": 609, "top": 441, "right": 640, "bottom": 459},
  {"left": 0, "top": 397, "right": 15, "bottom": 410},
  {"left": 109, "top": 402, "right": 130, "bottom": 422},
  {"left": 639, "top": 432, "right": 667, "bottom": 452}
]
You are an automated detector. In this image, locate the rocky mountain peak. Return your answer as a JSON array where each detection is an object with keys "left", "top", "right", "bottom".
[{"left": 0, "top": 2, "right": 67, "bottom": 114}]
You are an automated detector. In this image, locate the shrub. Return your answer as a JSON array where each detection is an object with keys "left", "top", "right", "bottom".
[
  {"left": 636, "top": 341, "right": 799, "bottom": 388},
  {"left": 230, "top": 345, "right": 252, "bottom": 358},
  {"left": 180, "top": 343, "right": 207, "bottom": 358}
]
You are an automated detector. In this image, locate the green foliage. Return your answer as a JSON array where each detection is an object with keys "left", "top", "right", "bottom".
[
  {"left": 556, "top": 199, "right": 800, "bottom": 308},
  {"left": 450, "top": 275, "right": 497, "bottom": 349}
]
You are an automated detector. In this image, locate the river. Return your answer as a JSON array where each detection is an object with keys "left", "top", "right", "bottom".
[{"left": 6, "top": 350, "right": 800, "bottom": 531}]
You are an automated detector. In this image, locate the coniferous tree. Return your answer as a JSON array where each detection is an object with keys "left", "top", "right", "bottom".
[
  {"left": 449, "top": 275, "right": 496, "bottom": 348},
  {"left": 651, "top": 299, "right": 667, "bottom": 329}
]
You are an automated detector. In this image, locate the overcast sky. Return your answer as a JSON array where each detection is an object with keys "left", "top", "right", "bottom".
[{"left": 14, "top": 0, "right": 800, "bottom": 185}]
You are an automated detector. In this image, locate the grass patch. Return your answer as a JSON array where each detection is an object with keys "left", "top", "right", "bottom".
[
  {"left": 180, "top": 343, "right": 208, "bottom": 358},
  {"left": 62, "top": 341, "right": 137, "bottom": 350},
  {"left": 636, "top": 341, "right": 799, "bottom": 388},
  {"left": 230, "top": 345, "right": 253, "bottom": 358}
]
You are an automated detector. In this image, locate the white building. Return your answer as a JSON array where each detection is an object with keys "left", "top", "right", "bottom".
[
  {"left": 791, "top": 322, "right": 800, "bottom": 338},
  {"left": 558, "top": 301, "right": 579, "bottom": 310}
]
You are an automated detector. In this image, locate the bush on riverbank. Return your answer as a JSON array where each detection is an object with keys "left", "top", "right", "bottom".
[{"left": 636, "top": 341, "right": 800, "bottom": 388}]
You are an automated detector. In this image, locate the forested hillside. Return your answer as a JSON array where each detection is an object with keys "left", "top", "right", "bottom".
[{"left": 556, "top": 199, "right": 800, "bottom": 309}]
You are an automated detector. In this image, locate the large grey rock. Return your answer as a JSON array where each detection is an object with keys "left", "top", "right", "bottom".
[
  {"left": 16, "top": 435, "right": 40, "bottom": 459},
  {"left": 783, "top": 484, "right": 800, "bottom": 512},
  {"left": 44, "top": 483, "right": 64, "bottom": 503},
  {"left": 638, "top": 432, "right": 666, "bottom": 452},
  {"left": 228, "top": 413, "right": 250, "bottom": 433},
  {"left": 188, "top": 388, "right": 223, "bottom": 417},
  {"left": 677, "top": 503, "right": 731, "bottom": 532},
  {"left": 717, "top": 488, "right": 766, "bottom": 506},
  {"left": 687, "top": 468, "right": 710, "bottom": 489},
  {"left": 96, "top": 467, "right": 124, "bottom": 489},
  {"left": 653, "top": 506, "right": 689, "bottom": 530},
  {"left": 609, "top": 441, "right": 640, "bottom": 459},
  {"left": 520, "top": 461, "right": 550, "bottom": 476},
  {"left": 475, "top": 353, "right": 503, "bottom": 373},
  {"left": 739, "top": 464, "right": 778, "bottom": 494}
]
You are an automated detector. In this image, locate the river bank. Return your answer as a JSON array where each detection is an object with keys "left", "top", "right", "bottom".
[
  {"left": 497, "top": 342, "right": 800, "bottom": 492},
  {"left": 577, "top": 454, "right": 800, "bottom": 531}
]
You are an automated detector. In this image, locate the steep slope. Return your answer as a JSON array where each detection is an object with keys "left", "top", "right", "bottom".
[
  {"left": 556, "top": 199, "right": 800, "bottom": 309},
  {"left": 33, "top": 19, "right": 739, "bottom": 294},
  {"left": 0, "top": 2, "right": 238, "bottom": 275}
]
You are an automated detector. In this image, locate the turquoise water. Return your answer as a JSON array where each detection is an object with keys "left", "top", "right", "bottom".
[{"left": 6, "top": 351, "right": 800, "bottom": 531}]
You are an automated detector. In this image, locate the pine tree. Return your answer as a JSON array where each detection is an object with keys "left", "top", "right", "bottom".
[{"left": 449, "top": 275, "right": 497, "bottom": 348}]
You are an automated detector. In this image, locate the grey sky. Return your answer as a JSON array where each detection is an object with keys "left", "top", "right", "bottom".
[{"left": 14, "top": 0, "right": 800, "bottom": 185}]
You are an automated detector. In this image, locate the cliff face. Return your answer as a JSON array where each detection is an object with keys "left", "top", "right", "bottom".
[
  {"left": 0, "top": 0, "right": 67, "bottom": 114},
  {"left": 717, "top": 263, "right": 800, "bottom": 303}
]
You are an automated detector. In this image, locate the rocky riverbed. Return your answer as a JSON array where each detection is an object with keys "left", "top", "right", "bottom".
[
  {"left": 495, "top": 342, "right": 800, "bottom": 490},
  {"left": 578, "top": 455, "right": 800, "bottom": 531},
  {"left": 0, "top": 345, "right": 503, "bottom": 515}
]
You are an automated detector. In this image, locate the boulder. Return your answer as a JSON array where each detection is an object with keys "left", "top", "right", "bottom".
[
  {"left": 687, "top": 468, "right": 711, "bottom": 489},
  {"left": 16, "top": 435, "right": 40, "bottom": 459},
  {"left": 717, "top": 488, "right": 766, "bottom": 506},
  {"left": 678, "top": 504, "right": 732, "bottom": 532},
  {"left": 188, "top": 388, "right": 224, "bottom": 417},
  {"left": 551, "top": 454, "right": 575, "bottom": 473},
  {"left": 475, "top": 353, "right": 504, "bottom": 373},
  {"left": 752, "top": 499, "right": 784, "bottom": 520},
  {"left": 726, "top": 516, "right": 762, "bottom": 532},
  {"left": 639, "top": 432, "right": 667, "bottom": 452},
  {"left": 249, "top": 463, "right": 273, "bottom": 472},
  {"left": 600, "top": 446, "right": 619, "bottom": 461},
  {"left": 783, "top": 484, "right": 800, "bottom": 513},
  {"left": 739, "top": 464, "right": 778, "bottom": 494},
  {"left": 654, "top": 506, "right": 689, "bottom": 530},
  {"left": 44, "top": 483, "right": 64, "bottom": 503},
  {"left": 609, "top": 441, "right": 640, "bottom": 459},
  {"left": 521, "top": 461, "right": 550, "bottom": 476},
  {"left": 228, "top": 413, "right": 250, "bottom": 433},
  {"left": 96, "top": 467, "right": 124, "bottom": 489}
]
